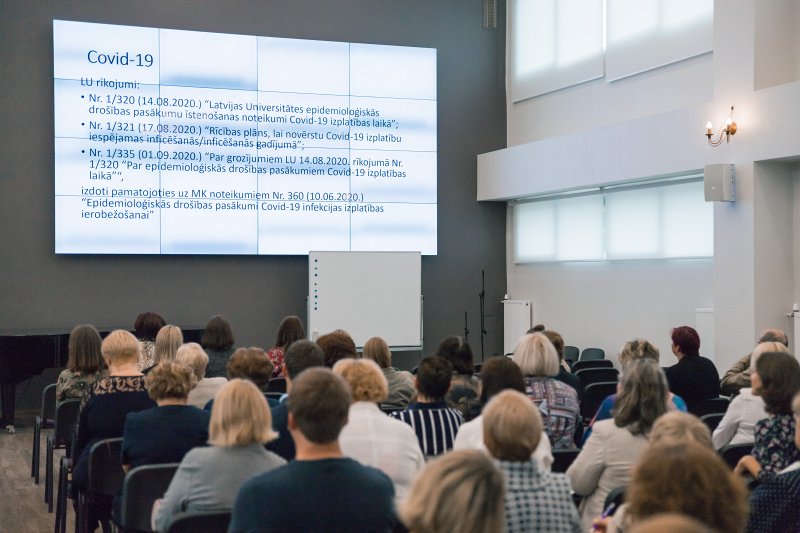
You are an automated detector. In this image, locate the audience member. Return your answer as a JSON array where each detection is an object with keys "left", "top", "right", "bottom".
[
  {"left": 226, "top": 347, "right": 274, "bottom": 391},
  {"left": 121, "top": 361, "right": 209, "bottom": 470},
  {"left": 621, "top": 444, "right": 747, "bottom": 533},
  {"left": 721, "top": 328, "right": 789, "bottom": 395},
  {"left": 712, "top": 341, "right": 786, "bottom": 449},
  {"left": 134, "top": 311, "right": 166, "bottom": 371},
  {"left": 664, "top": 326, "right": 720, "bottom": 411},
  {"left": 71, "top": 330, "right": 156, "bottom": 529},
  {"left": 175, "top": 342, "right": 226, "bottom": 408},
  {"left": 201, "top": 314, "right": 235, "bottom": 378},
  {"left": 265, "top": 339, "right": 325, "bottom": 461},
  {"left": 649, "top": 411, "right": 713, "bottom": 449},
  {"left": 527, "top": 324, "right": 546, "bottom": 334},
  {"left": 453, "top": 355, "right": 553, "bottom": 471},
  {"left": 483, "top": 390, "right": 581, "bottom": 533},
  {"left": 434, "top": 335, "right": 481, "bottom": 421},
  {"left": 542, "top": 330, "right": 580, "bottom": 393},
  {"left": 512, "top": 333, "right": 579, "bottom": 449},
  {"left": 266, "top": 315, "right": 305, "bottom": 378},
  {"left": 230, "top": 368, "right": 395, "bottom": 532},
  {"left": 567, "top": 359, "right": 668, "bottom": 531},
  {"left": 362, "top": 336, "right": 414, "bottom": 409},
  {"left": 152, "top": 379, "right": 285, "bottom": 533},
  {"left": 391, "top": 356, "right": 464, "bottom": 458},
  {"left": 400, "top": 450, "right": 505, "bottom": 533},
  {"left": 143, "top": 324, "right": 183, "bottom": 373},
  {"left": 582, "top": 338, "right": 686, "bottom": 444},
  {"left": 734, "top": 351, "right": 800, "bottom": 481},
  {"left": 747, "top": 392, "right": 800, "bottom": 533},
  {"left": 316, "top": 329, "right": 358, "bottom": 367},
  {"left": 56, "top": 324, "right": 106, "bottom": 401},
  {"left": 333, "top": 358, "right": 424, "bottom": 505},
  {"left": 628, "top": 514, "right": 714, "bottom": 533}
]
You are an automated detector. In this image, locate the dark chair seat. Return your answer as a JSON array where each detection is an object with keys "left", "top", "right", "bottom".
[
  {"left": 603, "top": 486, "right": 625, "bottom": 515},
  {"left": 115, "top": 463, "right": 179, "bottom": 533},
  {"left": 552, "top": 448, "right": 581, "bottom": 473},
  {"left": 33, "top": 382, "right": 58, "bottom": 485},
  {"left": 45, "top": 399, "right": 82, "bottom": 511},
  {"left": 571, "top": 359, "right": 613, "bottom": 373},
  {"left": 76, "top": 438, "right": 125, "bottom": 533},
  {"left": 265, "top": 377, "right": 286, "bottom": 393},
  {"left": 718, "top": 442, "right": 753, "bottom": 469},
  {"left": 700, "top": 412, "right": 725, "bottom": 433},
  {"left": 579, "top": 348, "right": 605, "bottom": 361},
  {"left": 580, "top": 382, "right": 617, "bottom": 421},
  {"left": 688, "top": 396, "right": 730, "bottom": 417},
  {"left": 166, "top": 511, "right": 231, "bottom": 533},
  {"left": 574, "top": 368, "right": 619, "bottom": 389}
]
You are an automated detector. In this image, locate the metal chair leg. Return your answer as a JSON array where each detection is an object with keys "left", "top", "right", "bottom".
[
  {"left": 33, "top": 415, "right": 42, "bottom": 482},
  {"left": 46, "top": 434, "right": 54, "bottom": 507}
]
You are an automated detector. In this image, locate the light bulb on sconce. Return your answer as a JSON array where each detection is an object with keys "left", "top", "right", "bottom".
[{"left": 705, "top": 106, "right": 737, "bottom": 146}]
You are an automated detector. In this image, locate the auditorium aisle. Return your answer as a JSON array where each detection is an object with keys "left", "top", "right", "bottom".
[{"left": 0, "top": 417, "right": 74, "bottom": 533}]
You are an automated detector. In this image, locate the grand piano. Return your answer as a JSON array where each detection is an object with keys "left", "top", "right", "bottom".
[{"left": 0, "top": 327, "right": 204, "bottom": 430}]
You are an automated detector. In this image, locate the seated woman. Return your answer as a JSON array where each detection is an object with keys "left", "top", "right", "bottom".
[
  {"left": 512, "top": 333, "right": 579, "bottom": 449},
  {"left": 205, "top": 347, "right": 275, "bottom": 410},
  {"left": 143, "top": 325, "right": 183, "bottom": 374},
  {"left": 453, "top": 355, "right": 552, "bottom": 471},
  {"left": 202, "top": 315, "right": 236, "bottom": 378},
  {"left": 734, "top": 351, "right": 800, "bottom": 482},
  {"left": 435, "top": 336, "right": 481, "bottom": 421},
  {"left": 71, "top": 330, "right": 156, "bottom": 527},
  {"left": 121, "top": 361, "right": 210, "bottom": 471},
  {"left": 316, "top": 329, "right": 358, "bottom": 367},
  {"left": 266, "top": 315, "right": 305, "bottom": 378},
  {"left": 712, "top": 341, "right": 786, "bottom": 449},
  {"left": 363, "top": 336, "right": 414, "bottom": 410},
  {"left": 582, "top": 338, "right": 686, "bottom": 445},
  {"left": 400, "top": 450, "right": 505, "bottom": 533},
  {"left": 134, "top": 312, "right": 166, "bottom": 371},
  {"left": 333, "top": 358, "right": 424, "bottom": 505},
  {"left": 152, "top": 379, "right": 286, "bottom": 533},
  {"left": 593, "top": 444, "right": 748, "bottom": 533},
  {"left": 483, "top": 389, "right": 581, "bottom": 533},
  {"left": 567, "top": 359, "right": 668, "bottom": 531},
  {"left": 56, "top": 324, "right": 106, "bottom": 402},
  {"left": 176, "top": 342, "right": 227, "bottom": 408}
]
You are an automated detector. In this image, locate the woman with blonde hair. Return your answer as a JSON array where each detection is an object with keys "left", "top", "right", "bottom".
[
  {"left": 152, "top": 379, "right": 286, "bottom": 532},
  {"left": 400, "top": 450, "right": 505, "bottom": 533},
  {"left": 567, "top": 358, "right": 669, "bottom": 531},
  {"left": 363, "top": 336, "right": 414, "bottom": 409},
  {"left": 176, "top": 342, "right": 227, "bottom": 408},
  {"left": 650, "top": 411, "right": 713, "bottom": 450},
  {"left": 333, "top": 358, "right": 424, "bottom": 505},
  {"left": 712, "top": 341, "right": 787, "bottom": 449},
  {"left": 144, "top": 325, "right": 183, "bottom": 373},
  {"left": 512, "top": 333, "right": 579, "bottom": 448}
]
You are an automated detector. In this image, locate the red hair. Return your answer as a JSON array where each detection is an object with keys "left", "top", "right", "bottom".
[{"left": 671, "top": 326, "right": 700, "bottom": 357}]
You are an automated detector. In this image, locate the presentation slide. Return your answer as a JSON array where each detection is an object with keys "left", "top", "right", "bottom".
[{"left": 53, "top": 20, "right": 437, "bottom": 255}]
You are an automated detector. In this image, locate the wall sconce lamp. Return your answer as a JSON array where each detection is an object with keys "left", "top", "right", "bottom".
[{"left": 705, "top": 106, "right": 737, "bottom": 146}]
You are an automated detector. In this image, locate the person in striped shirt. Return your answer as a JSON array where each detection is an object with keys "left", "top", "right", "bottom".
[{"left": 391, "top": 356, "right": 463, "bottom": 458}]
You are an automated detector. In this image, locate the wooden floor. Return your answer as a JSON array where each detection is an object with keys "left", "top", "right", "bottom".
[{"left": 0, "top": 415, "right": 74, "bottom": 533}]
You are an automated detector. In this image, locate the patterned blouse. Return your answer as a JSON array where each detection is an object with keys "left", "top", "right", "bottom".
[
  {"left": 497, "top": 460, "right": 581, "bottom": 533},
  {"left": 55, "top": 368, "right": 107, "bottom": 402},
  {"left": 747, "top": 469, "right": 800, "bottom": 533},
  {"left": 446, "top": 374, "right": 481, "bottom": 422},
  {"left": 753, "top": 413, "right": 800, "bottom": 481},
  {"left": 137, "top": 340, "right": 155, "bottom": 371},
  {"left": 524, "top": 377, "right": 580, "bottom": 449},
  {"left": 267, "top": 347, "right": 285, "bottom": 378}
]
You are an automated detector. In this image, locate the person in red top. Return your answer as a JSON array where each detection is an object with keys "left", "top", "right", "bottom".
[{"left": 266, "top": 315, "right": 305, "bottom": 378}]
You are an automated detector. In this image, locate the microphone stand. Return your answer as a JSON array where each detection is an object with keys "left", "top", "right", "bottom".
[{"left": 480, "top": 269, "right": 487, "bottom": 362}]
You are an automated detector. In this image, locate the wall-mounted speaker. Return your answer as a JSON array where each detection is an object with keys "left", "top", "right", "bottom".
[
  {"left": 483, "top": 0, "right": 497, "bottom": 30},
  {"left": 704, "top": 164, "right": 735, "bottom": 202}
]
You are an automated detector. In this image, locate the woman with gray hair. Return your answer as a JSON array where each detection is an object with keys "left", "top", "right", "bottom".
[
  {"left": 512, "top": 333, "right": 579, "bottom": 448},
  {"left": 567, "top": 358, "right": 669, "bottom": 531},
  {"left": 176, "top": 342, "right": 227, "bottom": 408}
]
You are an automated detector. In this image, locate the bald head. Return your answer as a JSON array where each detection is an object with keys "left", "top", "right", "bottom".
[{"left": 758, "top": 329, "right": 788, "bottom": 347}]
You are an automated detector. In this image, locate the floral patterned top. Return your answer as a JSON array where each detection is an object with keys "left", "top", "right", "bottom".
[
  {"left": 753, "top": 413, "right": 800, "bottom": 481},
  {"left": 137, "top": 340, "right": 155, "bottom": 371},
  {"left": 267, "top": 347, "right": 285, "bottom": 378},
  {"left": 55, "top": 368, "right": 107, "bottom": 402}
]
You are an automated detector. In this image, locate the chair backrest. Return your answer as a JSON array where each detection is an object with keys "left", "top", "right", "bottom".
[
  {"left": 266, "top": 377, "right": 286, "bottom": 393},
  {"left": 580, "top": 382, "right": 618, "bottom": 420},
  {"left": 700, "top": 412, "right": 725, "bottom": 433},
  {"left": 688, "top": 396, "right": 730, "bottom": 417},
  {"left": 166, "top": 511, "right": 232, "bottom": 533},
  {"left": 603, "top": 486, "right": 626, "bottom": 515},
  {"left": 564, "top": 346, "right": 579, "bottom": 364},
  {"left": 718, "top": 443, "right": 753, "bottom": 469},
  {"left": 574, "top": 368, "right": 619, "bottom": 388},
  {"left": 41, "top": 383, "right": 58, "bottom": 422},
  {"left": 551, "top": 448, "right": 581, "bottom": 473},
  {"left": 570, "top": 359, "right": 613, "bottom": 373},
  {"left": 53, "top": 399, "right": 82, "bottom": 447},
  {"left": 579, "top": 348, "right": 606, "bottom": 361},
  {"left": 119, "top": 463, "right": 180, "bottom": 532},
  {"left": 87, "top": 438, "right": 125, "bottom": 497}
]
